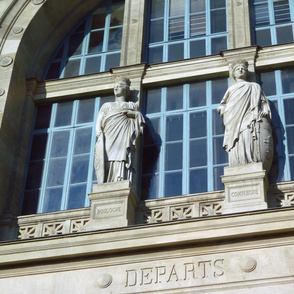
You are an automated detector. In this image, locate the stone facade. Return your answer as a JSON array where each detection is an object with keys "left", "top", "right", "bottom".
[{"left": 1, "top": 0, "right": 294, "bottom": 293}]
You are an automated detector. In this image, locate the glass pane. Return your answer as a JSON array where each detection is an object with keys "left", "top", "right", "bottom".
[
  {"left": 259, "top": 71, "right": 276, "bottom": 96},
  {"left": 142, "top": 145, "right": 160, "bottom": 174},
  {"left": 190, "top": 112, "right": 206, "bottom": 138},
  {"left": 289, "top": 156, "right": 294, "bottom": 180},
  {"left": 85, "top": 56, "right": 101, "bottom": 74},
  {"left": 190, "top": 14, "right": 206, "bottom": 36},
  {"left": 70, "top": 155, "right": 90, "bottom": 183},
  {"left": 191, "top": 0, "right": 205, "bottom": 13},
  {"left": 165, "top": 171, "right": 182, "bottom": 196},
  {"left": 151, "top": 0, "right": 164, "bottom": 19},
  {"left": 189, "top": 81, "right": 206, "bottom": 107},
  {"left": 210, "top": 0, "right": 226, "bottom": 9},
  {"left": 276, "top": 26, "right": 293, "bottom": 44},
  {"left": 284, "top": 98, "right": 294, "bottom": 124},
  {"left": 274, "top": 1, "right": 291, "bottom": 24},
  {"left": 170, "top": 0, "right": 185, "bottom": 16},
  {"left": 213, "top": 137, "right": 227, "bottom": 164},
  {"left": 168, "top": 43, "right": 184, "bottom": 61},
  {"left": 189, "top": 168, "right": 207, "bottom": 193},
  {"left": 211, "top": 9, "right": 226, "bottom": 33},
  {"left": 141, "top": 174, "right": 159, "bottom": 200},
  {"left": 67, "top": 184, "right": 87, "bottom": 210},
  {"left": 211, "top": 36, "right": 227, "bottom": 54},
  {"left": 145, "top": 117, "right": 161, "bottom": 143},
  {"left": 169, "top": 17, "right": 185, "bottom": 40},
  {"left": 91, "top": 7, "right": 107, "bottom": 29},
  {"left": 211, "top": 78, "right": 227, "bottom": 104},
  {"left": 148, "top": 46, "right": 163, "bottom": 64},
  {"left": 149, "top": 19, "right": 164, "bottom": 43},
  {"left": 281, "top": 69, "right": 294, "bottom": 93},
  {"left": 214, "top": 166, "right": 224, "bottom": 190},
  {"left": 255, "top": 29, "right": 271, "bottom": 46},
  {"left": 254, "top": 3, "right": 270, "bottom": 26},
  {"left": 190, "top": 39, "right": 206, "bottom": 58},
  {"left": 55, "top": 45, "right": 64, "bottom": 59},
  {"left": 46, "top": 62, "right": 61, "bottom": 80},
  {"left": 110, "top": 3, "right": 124, "bottom": 26},
  {"left": 25, "top": 161, "right": 44, "bottom": 189},
  {"left": 30, "top": 133, "right": 48, "bottom": 160},
  {"left": 46, "top": 158, "right": 67, "bottom": 186},
  {"left": 73, "top": 128, "right": 92, "bottom": 154},
  {"left": 63, "top": 59, "right": 81, "bottom": 78},
  {"left": 43, "top": 187, "right": 63, "bottom": 212},
  {"left": 88, "top": 31, "right": 104, "bottom": 53},
  {"left": 146, "top": 88, "right": 162, "bottom": 114},
  {"left": 105, "top": 53, "right": 120, "bottom": 71},
  {"left": 287, "top": 127, "right": 294, "bottom": 154},
  {"left": 50, "top": 131, "right": 70, "bottom": 157},
  {"left": 165, "top": 142, "right": 183, "bottom": 170},
  {"left": 190, "top": 139, "right": 207, "bottom": 167},
  {"left": 166, "top": 115, "right": 183, "bottom": 141},
  {"left": 108, "top": 27, "right": 123, "bottom": 50},
  {"left": 68, "top": 33, "right": 84, "bottom": 56},
  {"left": 212, "top": 109, "right": 224, "bottom": 135},
  {"left": 35, "top": 105, "right": 52, "bottom": 130},
  {"left": 22, "top": 190, "right": 39, "bottom": 215},
  {"left": 166, "top": 85, "right": 183, "bottom": 110},
  {"left": 77, "top": 99, "right": 95, "bottom": 124},
  {"left": 55, "top": 102, "right": 73, "bottom": 127}
]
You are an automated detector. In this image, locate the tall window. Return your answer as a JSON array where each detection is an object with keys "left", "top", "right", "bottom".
[
  {"left": 146, "top": 0, "right": 228, "bottom": 64},
  {"left": 44, "top": 0, "right": 124, "bottom": 80},
  {"left": 258, "top": 67, "right": 294, "bottom": 183},
  {"left": 141, "top": 78, "right": 228, "bottom": 199},
  {"left": 21, "top": 97, "right": 113, "bottom": 215},
  {"left": 251, "top": 0, "right": 294, "bottom": 46}
]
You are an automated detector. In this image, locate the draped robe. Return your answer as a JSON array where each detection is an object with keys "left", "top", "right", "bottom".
[
  {"left": 95, "top": 101, "right": 145, "bottom": 183},
  {"left": 219, "top": 81, "right": 272, "bottom": 167}
]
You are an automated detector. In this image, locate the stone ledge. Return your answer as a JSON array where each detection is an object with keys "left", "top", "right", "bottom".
[{"left": 3, "top": 206, "right": 294, "bottom": 266}]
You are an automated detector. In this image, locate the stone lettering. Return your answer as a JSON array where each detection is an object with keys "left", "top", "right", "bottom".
[
  {"left": 125, "top": 258, "right": 225, "bottom": 288},
  {"left": 231, "top": 189, "right": 258, "bottom": 198},
  {"left": 214, "top": 259, "right": 225, "bottom": 277},
  {"left": 97, "top": 207, "right": 121, "bottom": 215},
  {"left": 155, "top": 266, "right": 166, "bottom": 284},
  {"left": 140, "top": 267, "right": 153, "bottom": 285},
  {"left": 125, "top": 270, "right": 137, "bottom": 287},
  {"left": 184, "top": 262, "right": 195, "bottom": 280},
  {"left": 167, "top": 265, "right": 179, "bottom": 283}
]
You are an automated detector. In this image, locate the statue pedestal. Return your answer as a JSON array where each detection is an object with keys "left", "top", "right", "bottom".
[
  {"left": 221, "top": 163, "right": 268, "bottom": 214},
  {"left": 86, "top": 181, "right": 138, "bottom": 231}
]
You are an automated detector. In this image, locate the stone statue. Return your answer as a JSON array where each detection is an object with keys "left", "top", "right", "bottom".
[
  {"left": 94, "top": 76, "right": 145, "bottom": 183},
  {"left": 217, "top": 59, "right": 273, "bottom": 171}
]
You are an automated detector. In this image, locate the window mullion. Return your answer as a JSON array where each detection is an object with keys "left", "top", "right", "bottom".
[
  {"left": 206, "top": 81, "right": 213, "bottom": 191},
  {"left": 182, "top": 84, "right": 189, "bottom": 195},
  {"left": 160, "top": 87, "right": 167, "bottom": 198}
]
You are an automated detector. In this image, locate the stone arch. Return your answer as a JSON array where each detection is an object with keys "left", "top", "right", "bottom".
[{"left": 0, "top": 0, "right": 104, "bottom": 220}]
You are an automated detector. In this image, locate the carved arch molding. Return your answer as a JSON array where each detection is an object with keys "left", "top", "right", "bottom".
[{"left": 0, "top": 0, "right": 105, "bottom": 215}]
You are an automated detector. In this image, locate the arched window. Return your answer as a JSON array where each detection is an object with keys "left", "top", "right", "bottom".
[
  {"left": 146, "top": 0, "right": 228, "bottom": 64},
  {"left": 45, "top": 0, "right": 124, "bottom": 79},
  {"left": 251, "top": 0, "right": 294, "bottom": 46}
]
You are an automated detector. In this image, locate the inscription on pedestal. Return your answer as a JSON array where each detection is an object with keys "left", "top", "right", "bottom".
[
  {"left": 94, "top": 205, "right": 123, "bottom": 219},
  {"left": 229, "top": 185, "right": 260, "bottom": 202}
]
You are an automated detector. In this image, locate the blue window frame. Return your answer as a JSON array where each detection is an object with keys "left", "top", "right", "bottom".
[
  {"left": 44, "top": 0, "right": 124, "bottom": 80},
  {"left": 146, "top": 0, "right": 228, "bottom": 64},
  {"left": 257, "top": 67, "right": 294, "bottom": 183},
  {"left": 21, "top": 96, "right": 113, "bottom": 215},
  {"left": 251, "top": 0, "right": 294, "bottom": 46},
  {"left": 141, "top": 77, "right": 229, "bottom": 199}
]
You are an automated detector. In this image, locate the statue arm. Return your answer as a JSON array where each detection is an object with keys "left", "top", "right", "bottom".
[
  {"left": 217, "top": 89, "right": 230, "bottom": 117},
  {"left": 96, "top": 104, "right": 108, "bottom": 137}
]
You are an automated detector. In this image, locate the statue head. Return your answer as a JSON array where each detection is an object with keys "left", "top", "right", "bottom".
[
  {"left": 231, "top": 59, "right": 249, "bottom": 81},
  {"left": 114, "top": 76, "right": 131, "bottom": 99}
]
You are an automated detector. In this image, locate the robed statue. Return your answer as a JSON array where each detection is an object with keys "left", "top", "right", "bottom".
[
  {"left": 94, "top": 76, "right": 145, "bottom": 183},
  {"left": 217, "top": 59, "right": 273, "bottom": 171}
]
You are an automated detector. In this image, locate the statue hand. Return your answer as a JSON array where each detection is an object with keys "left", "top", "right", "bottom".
[
  {"left": 217, "top": 105, "right": 225, "bottom": 116},
  {"left": 260, "top": 110, "right": 269, "bottom": 118}
]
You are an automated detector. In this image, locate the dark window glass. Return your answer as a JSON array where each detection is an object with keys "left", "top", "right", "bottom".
[
  {"left": 190, "top": 81, "right": 206, "bottom": 107},
  {"left": 281, "top": 69, "right": 294, "bottom": 94},
  {"left": 146, "top": 88, "right": 162, "bottom": 114},
  {"left": 168, "top": 43, "right": 184, "bottom": 62},
  {"left": 190, "top": 112, "right": 206, "bottom": 138},
  {"left": 166, "top": 85, "right": 183, "bottom": 110},
  {"left": 211, "top": 36, "right": 227, "bottom": 54},
  {"left": 190, "top": 168, "right": 207, "bottom": 193},
  {"left": 190, "top": 139, "right": 207, "bottom": 167},
  {"left": 105, "top": 53, "right": 120, "bottom": 71},
  {"left": 255, "top": 29, "right": 271, "bottom": 46},
  {"left": 35, "top": 105, "right": 52, "bottom": 130},
  {"left": 165, "top": 172, "right": 182, "bottom": 196},
  {"left": 148, "top": 46, "right": 163, "bottom": 64},
  {"left": 190, "top": 39, "right": 206, "bottom": 58},
  {"left": 55, "top": 102, "right": 73, "bottom": 127},
  {"left": 276, "top": 26, "right": 293, "bottom": 44}
]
